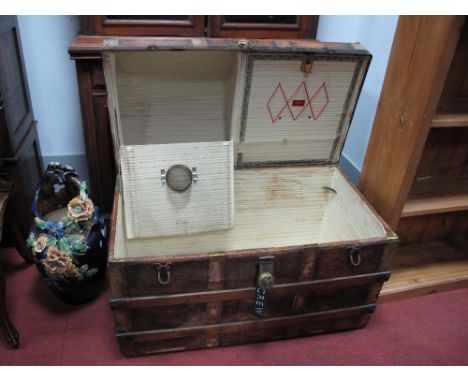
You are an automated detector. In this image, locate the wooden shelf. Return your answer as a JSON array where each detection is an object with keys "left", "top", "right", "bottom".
[
  {"left": 401, "top": 175, "right": 468, "bottom": 217},
  {"left": 379, "top": 239, "right": 468, "bottom": 303},
  {"left": 432, "top": 113, "right": 468, "bottom": 128}
]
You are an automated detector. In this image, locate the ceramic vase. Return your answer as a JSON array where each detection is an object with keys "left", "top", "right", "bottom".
[{"left": 26, "top": 162, "right": 107, "bottom": 304}]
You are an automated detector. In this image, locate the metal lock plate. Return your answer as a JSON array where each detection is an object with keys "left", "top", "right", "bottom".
[
  {"left": 257, "top": 256, "right": 275, "bottom": 289},
  {"left": 254, "top": 256, "right": 275, "bottom": 318}
]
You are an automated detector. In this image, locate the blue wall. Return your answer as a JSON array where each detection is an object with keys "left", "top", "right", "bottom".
[
  {"left": 317, "top": 15, "right": 398, "bottom": 183},
  {"left": 17, "top": 16, "right": 88, "bottom": 179}
]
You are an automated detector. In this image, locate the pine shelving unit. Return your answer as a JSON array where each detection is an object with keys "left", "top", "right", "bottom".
[{"left": 359, "top": 16, "right": 468, "bottom": 303}]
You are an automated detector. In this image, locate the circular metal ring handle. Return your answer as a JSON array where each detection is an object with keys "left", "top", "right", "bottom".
[{"left": 166, "top": 164, "right": 193, "bottom": 192}]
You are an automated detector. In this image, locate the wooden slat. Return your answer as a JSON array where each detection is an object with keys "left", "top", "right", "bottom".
[
  {"left": 359, "top": 16, "right": 464, "bottom": 230},
  {"left": 432, "top": 113, "right": 468, "bottom": 128},
  {"left": 402, "top": 195, "right": 468, "bottom": 217},
  {"left": 379, "top": 240, "right": 468, "bottom": 303},
  {"left": 117, "top": 304, "right": 375, "bottom": 342},
  {"left": 401, "top": 175, "right": 468, "bottom": 217},
  {"left": 109, "top": 272, "right": 390, "bottom": 309}
]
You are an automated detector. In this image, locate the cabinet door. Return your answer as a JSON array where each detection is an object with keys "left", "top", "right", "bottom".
[
  {"left": 80, "top": 16, "right": 206, "bottom": 36},
  {"left": 209, "top": 16, "right": 318, "bottom": 38},
  {"left": 0, "top": 16, "right": 34, "bottom": 156}
]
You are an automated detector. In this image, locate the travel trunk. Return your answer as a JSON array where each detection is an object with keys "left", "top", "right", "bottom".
[{"left": 103, "top": 37, "right": 398, "bottom": 356}]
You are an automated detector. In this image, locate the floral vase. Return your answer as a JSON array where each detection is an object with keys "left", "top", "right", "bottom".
[{"left": 26, "top": 162, "right": 107, "bottom": 304}]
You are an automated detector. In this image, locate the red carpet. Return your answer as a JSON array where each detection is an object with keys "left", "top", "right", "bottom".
[{"left": 1, "top": 247, "right": 467, "bottom": 366}]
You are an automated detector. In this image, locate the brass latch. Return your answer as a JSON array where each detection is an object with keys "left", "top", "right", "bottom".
[
  {"left": 257, "top": 256, "right": 275, "bottom": 289},
  {"left": 238, "top": 39, "right": 251, "bottom": 48},
  {"left": 301, "top": 55, "right": 313, "bottom": 75}
]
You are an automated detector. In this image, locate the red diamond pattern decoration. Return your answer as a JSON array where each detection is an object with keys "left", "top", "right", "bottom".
[
  {"left": 287, "top": 81, "right": 311, "bottom": 121},
  {"left": 309, "top": 81, "right": 329, "bottom": 121},
  {"left": 266, "top": 83, "right": 290, "bottom": 123},
  {"left": 266, "top": 81, "right": 330, "bottom": 123}
]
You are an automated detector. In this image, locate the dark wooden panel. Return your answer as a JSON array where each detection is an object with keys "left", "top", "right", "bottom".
[
  {"left": 2, "top": 121, "right": 43, "bottom": 262},
  {"left": 96, "top": 36, "right": 369, "bottom": 54},
  {"left": 438, "top": 18, "right": 468, "bottom": 113},
  {"left": 111, "top": 240, "right": 392, "bottom": 298},
  {"left": 128, "top": 335, "right": 206, "bottom": 356},
  {"left": 0, "top": 16, "right": 34, "bottom": 156},
  {"left": 111, "top": 273, "right": 388, "bottom": 331},
  {"left": 222, "top": 248, "right": 307, "bottom": 290},
  {"left": 128, "top": 303, "right": 207, "bottom": 331},
  {"left": 123, "top": 258, "right": 210, "bottom": 297},
  {"left": 398, "top": 124, "right": 468, "bottom": 243},
  {"left": 315, "top": 243, "right": 388, "bottom": 279},
  {"left": 208, "top": 15, "right": 318, "bottom": 39},
  {"left": 80, "top": 16, "right": 206, "bottom": 37},
  {"left": 109, "top": 272, "right": 390, "bottom": 309},
  {"left": 380, "top": 239, "right": 468, "bottom": 302},
  {"left": 219, "top": 314, "right": 364, "bottom": 348},
  {"left": 75, "top": 60, "right": 115, "bottom": 215},
  {"left": 3, "top": 122, "right": 43, "bottom": 232},
  {"left": 79, "top": 16, "right": 318, "bottom": 39},
  {"left": 0, "top": 16, "right": 42, "bottom": 262},
  {"left": 397, "top": 211, "right": 468, "bottom": 245},
  {"left": 116, "top": 305, "right": 375, "bottom": 356},
  {"left": 220, "top": 280, "right": 377, "bottom": 323},
  {"left": 415, "top": 127, "right": 468, "bottom": 178}
]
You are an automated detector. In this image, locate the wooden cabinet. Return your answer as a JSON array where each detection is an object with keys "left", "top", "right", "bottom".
[
  {"left": 359, "top": 16, "right": 468, "bottom": 303},
  {"left": 0, "top": 17, "right": 35, "bottom": 157},
  {"left": 69, "top": 16, "right": 319, "bottom": 216},
  {"left": 0, "top": 16, "right": 43, "bottom": 262},
  {"left": 80, "top": 16, "right": 318, "bottom": 39},
  {"left": 80, "top": 16, "right": 206, "bottom": 36},
  {"left": 209, "top": 16, "right": 318, "bottom": 38},
  {"left": 74, "top": 59, "right": 116, "bottom": 216}
]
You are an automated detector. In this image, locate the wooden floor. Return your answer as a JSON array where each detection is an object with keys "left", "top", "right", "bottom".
[{"left": 379, "top": 239, "right": 468, "bottom": 303}]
